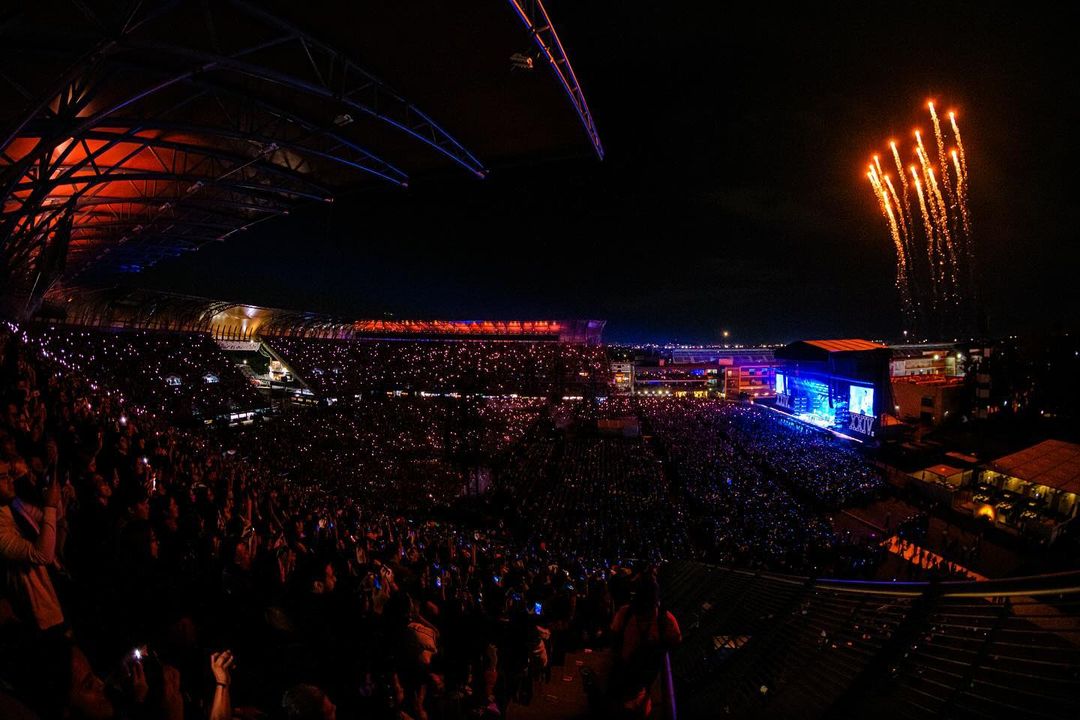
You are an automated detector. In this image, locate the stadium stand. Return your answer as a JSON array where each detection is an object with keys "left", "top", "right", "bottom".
[
  {"left": 264, "top": 336, "right": 609, "bottom": 397},
  {"left": 25, "top": 325, "right": 265, "bottom": 422}
]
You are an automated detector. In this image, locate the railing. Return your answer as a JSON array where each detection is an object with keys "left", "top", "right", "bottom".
[
  {"left": 661, "top": 651, "right": 678, "bottom": 720},
  {"left": 815, "top": 568, "right": 1080, "bottom": 598},
  {"left": 660, "top": 561, "right": 1080, "bottom": 719}
]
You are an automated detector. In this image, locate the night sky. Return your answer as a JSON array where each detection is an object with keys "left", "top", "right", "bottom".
[{"left": 140, "top": 2, "right": 1080, "bottom": 344}]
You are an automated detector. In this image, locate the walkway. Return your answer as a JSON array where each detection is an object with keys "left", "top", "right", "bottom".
[
  {"left": 506, "top": 648, "right": 611, "bottom": 720},
  {"left": 882, "top": 534, "right": 987, "bottom": 580}
]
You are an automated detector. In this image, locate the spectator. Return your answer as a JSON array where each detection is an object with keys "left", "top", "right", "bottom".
[
  {"left": 610, "top": 574, "right": 681, "bottom": 717},
  {"left": 209, "top": 650, "right": 234, "bottom": 720},
  {"left": 0, "top": 464, "right": 64, "bottom": 631}
]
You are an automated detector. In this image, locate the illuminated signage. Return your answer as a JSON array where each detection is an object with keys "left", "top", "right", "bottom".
[
  {"left": 849, "top": 412, "right": 875, "bottom": 436},
  {"left": 776, "top": 393, "right": 792, "bottom": 410}
]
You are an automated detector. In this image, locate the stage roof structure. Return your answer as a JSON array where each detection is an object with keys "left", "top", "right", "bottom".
[
  {"left": 775, "top": 339, "right": 890, "bottom": 363},
  {"left": 802, "top": 339, "right": 888, "bottom": 353},
  {"left": 0, "top": 0, "right": 603, "bottom": 313}
]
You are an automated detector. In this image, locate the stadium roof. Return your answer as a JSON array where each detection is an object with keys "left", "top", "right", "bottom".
[
  {"left": 988, "top": 440, "right": 1080, "bottom": 495},
  {"left": 0, "top": 0, "right": 601, "bottom": 309},
  {"left": 46, "top": 287, "right": 604, "bottom": 343}
]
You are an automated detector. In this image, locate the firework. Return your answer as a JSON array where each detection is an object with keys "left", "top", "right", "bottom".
[
  {"left": 951, "top": 148, "right": 972, "bottom": 237},
  {"left": 914, "top": 130, "right": 930, "bottom": 173},
  {"left": 926, "top": 166, "right": 958, "bottom": 295},
  {"left": 883, "top": 174, "right": 906, "bottom": 242},
  {"left": 928, "top": 102, "right": 957, "bottom": 215},
  {"left": 890, "top": 141, "right": 912, "bottom": 224},
  {"left": 949, "top": 111, "right": 968, "bottom": 177},
  {"left": 948, "top": 112, "right": 973, "bottom": 240},
  {"left": 866, "top": 101, "right": 976, "bottom": 337},
  {"left": 910, "top": 167, "right": 939, "bottom": 307},
  {"left": 868, "top": 167, "right": 915, "bottom": 323}
]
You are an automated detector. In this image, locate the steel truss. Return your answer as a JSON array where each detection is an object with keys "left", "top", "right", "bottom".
[{"left": 0, "top": 0, "right": 487, "bottom": 310}]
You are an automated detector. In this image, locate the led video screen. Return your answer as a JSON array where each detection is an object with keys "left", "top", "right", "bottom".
[{"left": 849, "top": 384, "right": 875, "bottom": 416}]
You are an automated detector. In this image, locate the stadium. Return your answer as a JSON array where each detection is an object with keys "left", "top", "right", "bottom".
[{"left": 1, "top": 3, "right": 1078, "bottom": 720}]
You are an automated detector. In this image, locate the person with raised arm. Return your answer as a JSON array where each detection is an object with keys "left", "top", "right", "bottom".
[{"left": 0, "top": 461, "right": 64, "bottom": 631}]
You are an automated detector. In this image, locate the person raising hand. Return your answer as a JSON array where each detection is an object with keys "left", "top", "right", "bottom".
[{"left": 210, "top": 650, "right": 236, "bottom": 720}]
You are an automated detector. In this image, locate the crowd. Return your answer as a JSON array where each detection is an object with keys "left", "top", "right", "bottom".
[
  {"left": 23, "top": 326, "right": 265, "bottom": 423},
  {"left": 227, "top": 397, "right": 545, "bottom": 510},
  {"left": 490, "top": 397, "right": 886, "bottom": 575},
  {"left": 496, "top": 435, "right": 690, "bottom": 563},
  {"left": 0, "top": 324, "right": 676, "bottom": 720},
  {"left": 0, "top": 322, "right": 903, "bottom": 719},
  {"left": 265, "top": 338, "right": 608, "bottom": 398},
  {"left": 648, "top": 399, "right": 890, "bottom": 571},
  {"left": 717, "top": 406, "right": 884, "bottom": 508},
  {"left": 636, "top": 398, "right": 837, "bottom": 570}
]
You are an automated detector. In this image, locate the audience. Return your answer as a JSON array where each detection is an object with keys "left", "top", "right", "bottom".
[
  {"left": 0, "top": 325, "right": 894, "bottom": 719},
  {"left": 267, "top": 337, "right": 608, "bottom": 397},
  {"left": 24, "top": 326, "right": 264, "bottom": 422}
]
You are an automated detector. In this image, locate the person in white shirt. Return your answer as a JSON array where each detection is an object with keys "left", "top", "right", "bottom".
[{"left": 0, "top": 467, "right": 64, "bottom": 631}]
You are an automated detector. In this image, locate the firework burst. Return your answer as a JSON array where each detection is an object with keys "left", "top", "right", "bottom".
[{"left": 866, "top": 101, "right": 975, "bottom": 337}]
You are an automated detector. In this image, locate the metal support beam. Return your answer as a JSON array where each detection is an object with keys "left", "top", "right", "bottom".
[
  {"left": 227, "top": 0, "right": 487, "bottom": 178},
  {"left": 506, "top": 0, "right": 604, "bottom": 160}
]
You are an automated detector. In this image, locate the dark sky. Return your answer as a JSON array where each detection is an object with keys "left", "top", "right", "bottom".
[{"left": 140, "top": 2, "right": 1080, "bottom": 344}]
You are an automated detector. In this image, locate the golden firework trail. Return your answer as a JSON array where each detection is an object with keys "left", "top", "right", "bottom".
[
  {"left": 910, "top": 167, "right": 939, "bottom": 306},
  {"left": 948, "top": 112, "right": 973, "bottom": 241},
  {"left": 951, "top": 148, "right": 972, "bottom": 238},
  {"left": 948, "top": 111, "right": 977, "bottom": 315},
  {"left": 915, "top": 130, "right": 930, "bottom": 173},
  {"left": 929, "top": 102, "right": 957, "bottom": 213},
  {"left": 914, "top": 141, "right": 943, "bottom": 234},
  {"left": 884, "top": 172, "right": 918, "bottom": 317},
  {"left": 868, "top": 167, "right": 914, "bottom": 321},
  {"left": 889, "top": 141, "right": 915, "bottom": 259},
  {"left": 883, "top": 174, "right": 907, "bottom": 240},
  {"left": 915, "top": 145, "right": 943, "bottom": 246},
  {"left": 949, "top": 111, "right": 968, "bottom": 178},
  {"left": 869, "top": 168, "right": 904, "bottom": 265},
  {"left": 890, "top": 140, "right": 912, "bottom": 223},
  {"left": 926, "top": 166, "right": 959, "bottom": 294},
  {"left": 922, "top": 166, "right": 949, "bottom": 295},
  {"left": 924, "top": 168, "right": 949, "bottom": 247}
]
